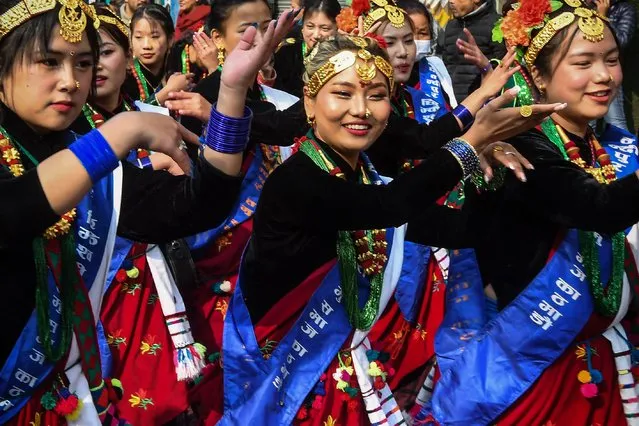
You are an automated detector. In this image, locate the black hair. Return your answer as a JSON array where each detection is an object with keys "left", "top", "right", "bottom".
[
  {"left": 396, "top": 0, "right": 434, "bottom": 39},
  {"left": 165, "top": 30, "right": 205, "bottom": 76},
  {"left": 0, "top": 2, "right": 100, "bottom": 90},
  {"left": 94, "top": 3, "right": 130, "bottom": 53},
  {"left": 303, "top": 0, "right": 341, "bottom": 23},
  {"left": 206, "top": 0, "right": 270, "bottom": 35},
  {"left": 131, "top": 3, "right": 175, "bottom": 41}
]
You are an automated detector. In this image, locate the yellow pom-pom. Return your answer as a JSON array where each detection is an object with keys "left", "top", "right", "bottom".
[
  {"left": 66, "top": 399, "right": 83, "bottom": 421},
  {"left": 577, "top": 370, "right": 591, "bottom": 384},
  {"left": 126, "top": 267, "right": 140, "bottom": 279},
  {"left": 367, "top": 361, "right": 383, "bottom": 377}
]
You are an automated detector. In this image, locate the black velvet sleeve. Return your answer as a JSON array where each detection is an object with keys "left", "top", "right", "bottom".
[
  {"left": 406, "top": 203, "right": 474, "bottom": 248},
  {"left": 504, "top": 129, "right": 639, "bottom": 234},
  {"left": 0, "top": 168, "right": 60, "bottom": 248},
  {"left": 262, "top": 148, "right": 463, "bottom": 231},
  {"left": 117, "top": 157, "right": 242, "bottom": 243}
]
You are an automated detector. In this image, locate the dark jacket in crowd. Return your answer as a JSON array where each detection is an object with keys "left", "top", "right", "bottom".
[
  {"left": 608, "top": 0, "right": 636, "bottom": 53},
  {"left": 442, "top": 0, "right": 506, "bottom": 101}
]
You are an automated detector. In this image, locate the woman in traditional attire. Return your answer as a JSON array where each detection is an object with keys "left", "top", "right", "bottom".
[
  {"left": 0, "top": 0, "right": 284, "bottom": 422},
  {"left": 273, "top": 0, "right": 341, "bottom": 98},
  {"left": 194, "top": 32, "right": 557, "bottom": 425},
  {"left": 414, "top": 0, "right": 639, "bottom": 424},
  {"left": 69, "top": 8, "right": 200, "bottom": 424},
  {"left": 123, "top": 4, "right": 193, "bottom": 106}
]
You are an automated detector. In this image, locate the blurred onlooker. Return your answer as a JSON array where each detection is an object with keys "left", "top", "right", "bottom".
[
  {"left": 442, "top": 0, "right": 505, "bottom": 101},
  {"left": 120, "top": 0, "right": 148, "bottom": 25},
  {"left": 175, "top": 0, "right": 211, "bottom": 39},
  {"left": 597, "top": 0, "right": 636, "bottom": 130}
]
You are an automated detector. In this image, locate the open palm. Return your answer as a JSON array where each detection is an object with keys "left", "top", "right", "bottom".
[{"left": 220, "top": 9, "right": 296, "bottom": 90}]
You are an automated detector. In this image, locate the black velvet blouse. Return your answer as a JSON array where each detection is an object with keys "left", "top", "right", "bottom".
[
  {"left": 240, "top": 135, "right": 463, "bottom": 323},
  {"left": 273, "top": 39, "right": 306, "bottom": 99},
  {"left": 412, "top": 127, "right": 639, "bottom": 310},
  {"left": 121, "top": 61, "right": 164, "bottom": 102},
  {"left": 0, "top": 105, "right": 242, "bottom": 362}
]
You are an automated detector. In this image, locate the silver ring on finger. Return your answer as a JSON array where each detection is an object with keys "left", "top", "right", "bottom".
[{"left": 505, "top": 151, "right": 516, "bottom": 156}]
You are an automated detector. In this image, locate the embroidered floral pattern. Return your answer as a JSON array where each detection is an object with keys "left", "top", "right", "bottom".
[
  {"left": 120, "top": 282, "right": 141, "bottom": 296},
  {"left": 215, "top": 299, "right": 229, "bottom": 319},
  {"left": 215, "top": 231, "right": 233, "bottom": 252},
  {"left": 323, "top": 414, "right": 338, "bottom": 426},
  {"left": 29, "top": 412, "right": 42, "bottom": 426},
  {"left": 107, "top": 329, "right": 127, "bottom": 348},
  {"left": 147, "top": 293, "right": 159, "bottom": 305},
  {"left": 140, "top": 335, "right": 162, "bottom": 355},
  {"left": 129, "top": 389, "right": 154, "bottom": 409}
]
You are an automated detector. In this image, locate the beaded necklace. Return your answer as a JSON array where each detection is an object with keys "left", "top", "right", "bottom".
[
  {"left": 299, "top": 133, "right": 388, "bottom": 330},
  {"left": 541, "top": 119, "right": 625, "bottom": 316},
  {"left": 181, "top": 46, "right": 190, "bottom": 75},
  {"left": 130, "top": 58, "right": 162, "bottom": 102},
  {"left": 390, "top": 84, "right": 415, "bottom": 119},
  {"left": 301, "top": 40, "right": 307, "bottom": 58},
  {"left": 0, "top": 127, "right": 78, "bottom": 361}
]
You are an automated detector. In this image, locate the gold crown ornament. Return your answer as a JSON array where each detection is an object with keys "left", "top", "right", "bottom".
[
  {"left": 0, "top": 0, "right": 99, "bottom": 43},
  {"left": 493, "top": 0, "right": 608, "bottom": 67},
  {"left": 96, "top": 7, "right": 128, "bottom": 37},
  {"left": 305, "top": 36, "right": 394, "bottom": 97},
  {"left": 336, "top": 0, "right": 406, "bottom": 34}
]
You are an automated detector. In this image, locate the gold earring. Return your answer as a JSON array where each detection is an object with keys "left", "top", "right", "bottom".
[
  {"left": 217, "top": 47, "right": 225, "bottom": 66},
  {"left": 365, "top": 108, "right": 371, "bottom": 119},
  {"left": 609, "top": 74, "right": 614, "bottom": 83},
  {"left": 306, "top": 115, "right": 315, "bottom": 126},
  {"left": 75, "top": 81, "right": 80, "bottom": 89}
]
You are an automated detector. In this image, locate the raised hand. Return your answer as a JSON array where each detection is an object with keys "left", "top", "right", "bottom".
[
  {"left": 456, "top": 28, "right": 490, "bottom": 71},
  {"left": 476, "top": 48, "right": 520, "bottom": 99},
  {"left": 478, "top": 141, "right": 533, "bottom": 183},
  {"left": 165, "top": 91, "right": 213, "bottom": 122},
  {"left": 192, "top": 32, "right": 219, "bottom": 73}
]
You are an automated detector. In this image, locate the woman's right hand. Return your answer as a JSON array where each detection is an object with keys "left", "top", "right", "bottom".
[
  {"left": 192, "top": 32, "right": 219, "bottom": 73},
  {"left": 165, "top": 72, "right": 195, "bottom": 93},
  {"left": 462, "top": 87, "right": 567, "bottom": 149}
]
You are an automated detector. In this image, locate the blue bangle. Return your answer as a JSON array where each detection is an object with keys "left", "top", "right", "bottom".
[
  {"left": 452, "top": 105, "right": 474, "bottom": 131},
  {"left": 205, "top": 104, "right": 253, "bottom": 154},
  {"left": 137, "top": 156, "right": 153, "bottom": 170},
  {"left": 443, "top": 138, "right": 480, "bottom": 179},
  {"left": 480, "top": 63, "right": 492, "bottom": 74},
  {"left": 68, "top": 129, "right": 119, "bottom": 183}
]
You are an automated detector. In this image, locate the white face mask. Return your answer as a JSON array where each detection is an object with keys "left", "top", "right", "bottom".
[{"left": 414, "top": 39, "right": 432, "bottom": 61}]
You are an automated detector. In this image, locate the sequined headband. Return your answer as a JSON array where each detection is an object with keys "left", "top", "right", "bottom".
[
  {"left": 97, "top": 9, "right": 129, "bottom": 38},
  {"left": 305, "top": 37, "right": 394, "bottom": 97},
  {"left": 0, "top": 0, "right": 99, "bottom": 43},
  {"left": 493, "top": 0, "right": 608, "bottom": 67}
]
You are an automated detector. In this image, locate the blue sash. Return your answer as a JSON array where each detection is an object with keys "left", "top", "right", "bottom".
[
  {"left": 0, "top": 172, "right": 115, "bottom": 422},
  {"left": 220, "top": 229, "right": 395, "bottom": 425},
  {"left": 414, "top": 59, "right": 448, "bottom": 125},
  {"left": 417, "top": 124, "right": 639, "bottom": 425},
  {"left": 394, "top": 242, "right": 431, "bottom": 322},
  {"left": 186, "top": 148, "right": 268, "bottom": 253}
]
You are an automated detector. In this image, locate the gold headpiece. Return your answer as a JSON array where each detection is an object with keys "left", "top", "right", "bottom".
[
  {"left": 306, "top": 36, "right": 394, "bottom": 97},
  {"left": 97, "top": 8, "right": 128, "bottom": 37},
  {"left": 494, "top": 0, "right": 608, "bottom": 66},
  {"left": 0, "top": 0, "right": 99, "bottom": 43},
  {"left": 362, "top": 0, "right": 405, "bottom": 33}
]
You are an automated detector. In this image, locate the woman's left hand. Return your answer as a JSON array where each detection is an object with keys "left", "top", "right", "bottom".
[
  {"left": 478, "top": 141, "right": 534, "bottom": 183},
  {"left": 165, "top": 91, "right": 213, "bottom": 123},
  {"left": 220, "top": 9, "right": 298, "bottom": 91},
  {"left": 192, "top": 32, "right": 219, "bottom": 73},
  {"left": 149, "top": 152, "right": 188, "bottom": 176}
]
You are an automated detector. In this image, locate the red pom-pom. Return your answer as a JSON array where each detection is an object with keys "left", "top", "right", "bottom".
[
  {"left": 374, "top": 377, "right": 385, "bottom": 390},
  {"left": 347, "top": 399, "right": 359, "bottom": 412},
  {"left": 580, "top": 383, "right": 598, "bottom": 398},
  {"left": 312, "top": 396, "right": 324, "bottom": 410},
  {"left": 54, "top": 395, "right": 79, "bottom": 416},
  {"left": 387, "top": 367, "right": 396, "bottom": 377},
  {"left": 115, "top": 269, "right": 127, "bottom": 283},
  {"left": 296, "top": 406, "right": 309, "bottom": 420},
  {"left": 365, "top": 33, "right": 388, "bottom": 49},
  {"left": 351, "top": 0, "right": 370, "bottom": 16}
]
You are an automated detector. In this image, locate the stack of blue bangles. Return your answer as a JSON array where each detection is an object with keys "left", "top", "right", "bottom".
[
  {"left": 443, "top": 138, "right": 480, "bottom": 179},
  {"left": 68, "top": 130, "right": 119, "bottom": 184},
  {"left": 205, "top": 103, "right": 253, "bottom": 154}
]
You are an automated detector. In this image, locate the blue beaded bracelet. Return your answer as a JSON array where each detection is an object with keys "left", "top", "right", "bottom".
[
  {"left": 205, "top": 104, "right": 253, "bottom": 154},
  {"left": 452, "top": 105, "right": 474, "bottom": 131},
  {"left": 68, "top": 129, "right": 119, "bottom": 183},
  {"left": 443, "top": 138, "right": 480, "bottom": 179},
  {"left": 137, "top": 156, "right": 153, "bottom": 170}
]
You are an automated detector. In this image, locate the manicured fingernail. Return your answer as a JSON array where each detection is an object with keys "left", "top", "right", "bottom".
[
  {"left": 484, "top": 173, "right": 491, "bottom": 183},
  {"left": 519, "top": 174, "right": 527, "bottom": 182},
  {"left": 554, "top": 103, "right": 567, "bottom": 111},
  {"left": 508, "top": 86, "right": 521, "bottom": 95},
  {"left": 508, "top": 163, "right": 516, "bottom": 170},
  {"left": 526, "top": 163, "right": 535, "bottom": 170}
]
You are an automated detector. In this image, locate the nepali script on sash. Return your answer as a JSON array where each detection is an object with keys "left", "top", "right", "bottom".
[
  {"left": 0, "top": 170, "right": 118, "bottom": 423},
  {"left": 219, "top": 228, "right": 396, "bottom": 425},
  {"left": 417, "top": 124, "right": 639, "bottom": 425}
]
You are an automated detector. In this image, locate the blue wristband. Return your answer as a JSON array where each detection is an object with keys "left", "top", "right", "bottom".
[
  {"left": 68, "top": 129, "right": 119, "bottom": 183},
  {"left": 137, "top": 156, "right": 153, "bottom": 170},
  {"left": 452, "top": 105, "right": 474, "bottom": 131},
  {"left": 205, "top": 104, "right": 253, "bottom": 154}
]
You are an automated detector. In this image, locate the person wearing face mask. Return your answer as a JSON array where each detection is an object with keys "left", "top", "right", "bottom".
[
  {"left": 399, "top": 0, "right": 458, "bottom": 123},
  {"left": 273, "top": 0, "right": 341, "bottom": 98}
]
